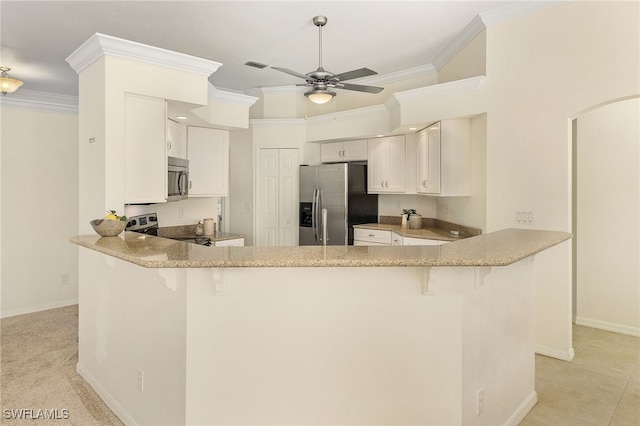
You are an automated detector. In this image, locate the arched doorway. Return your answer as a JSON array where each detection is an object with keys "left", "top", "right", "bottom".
[{"left": 572, "top": 96, "right": 640, "bottom": 336}]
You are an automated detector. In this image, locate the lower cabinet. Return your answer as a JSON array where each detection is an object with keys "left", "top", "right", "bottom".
[
  {"left": 214, "top": 238, "right": 245, "bottom": 247},
  {"left": 354, "top": 228, "right": 448, "bottom": 246},
  {"left": 402, "top": 236, "right": 447, "bottom": 246},
  {"left": 353, "top": 228, "right": 392, "bottom": 245}
]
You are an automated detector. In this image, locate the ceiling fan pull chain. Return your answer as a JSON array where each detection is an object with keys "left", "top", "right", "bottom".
[{"left": 333, "top": 95, "right": 336, "bottom": 120}]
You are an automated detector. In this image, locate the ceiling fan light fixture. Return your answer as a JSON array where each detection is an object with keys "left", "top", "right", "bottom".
[
  {"left": 0, "top": 67, "right": 23, "bottom": 95},
  {"left": 305, "top": 88, "right": 335, "bottom": 104}
]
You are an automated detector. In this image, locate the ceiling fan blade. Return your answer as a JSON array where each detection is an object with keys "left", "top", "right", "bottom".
[
  {"left": 338, "top": 82, "right": 384, "bottom": 94},
  {"left": 271, "top": 67, "right": 308, "bottom": 80},
  {"left": 334, "top": 68, "right": 377, "bottom": 82}
]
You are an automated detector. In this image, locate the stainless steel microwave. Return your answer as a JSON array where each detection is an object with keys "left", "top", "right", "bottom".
[{"left": 167, "top": 156, "right": 189, "bottom": 202}]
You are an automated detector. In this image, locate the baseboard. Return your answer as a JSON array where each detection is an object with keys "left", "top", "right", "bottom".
[
  {"left": 0, "top": 299, "right": 79, "bottom": 319},
  {"left": 504, "top": 391, "right": 537, "bottom": 426},
  {"left": 575, "top": 316, "right": 640, "bottom": 337},
  {"left": 535, "top": 344, "right": 575, "bottom": 361},
  {"left": 76, "top": 363, "right": 137, "bottom": 426}
]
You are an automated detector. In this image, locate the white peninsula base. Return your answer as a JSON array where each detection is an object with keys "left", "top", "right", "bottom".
[{"left": 78, "top": 248, "right": 537, "bottom": 425}]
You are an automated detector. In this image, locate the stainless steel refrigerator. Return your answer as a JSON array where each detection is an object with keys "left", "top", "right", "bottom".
[{"left": 299, "top": 162, "right": 378, "bottom": 245}]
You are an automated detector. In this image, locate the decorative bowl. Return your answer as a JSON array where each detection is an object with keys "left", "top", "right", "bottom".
[{"left": 90, "top": 219, "right": 127, "bottom": 237}]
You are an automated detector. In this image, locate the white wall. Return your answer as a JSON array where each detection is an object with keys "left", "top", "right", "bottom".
[
  {"left": 575, "top": 97, "right": 639, "bottom": 335},
  {"left": 1, "top": 107, "right": 79, "bottom": 317},
  {"left": 228, "top": 128, "right": 255, "bottom": 245},
  {"left": 484, "top": 1, "right": 639, "bottom": 358}
]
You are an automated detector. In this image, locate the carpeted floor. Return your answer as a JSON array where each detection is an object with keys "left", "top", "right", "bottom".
[{"left": 1, "top": 305, "right": 122, "bottom": 425}]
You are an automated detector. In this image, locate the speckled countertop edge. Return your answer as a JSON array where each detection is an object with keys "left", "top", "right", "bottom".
[{"left": 70, "top": 229, "right": 572, "bottom": 269}]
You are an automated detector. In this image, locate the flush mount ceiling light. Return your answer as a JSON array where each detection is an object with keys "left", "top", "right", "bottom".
[{"left": 0, "top": 67, "right": 23, "bottom": 95}]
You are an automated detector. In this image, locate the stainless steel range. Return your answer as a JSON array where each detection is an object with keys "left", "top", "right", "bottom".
[
  {"left": 125, "top": 213, "right": 159, "bottom": 235},
  {"left": 126, "top": 213, "right": 212, "bottom": 246}
]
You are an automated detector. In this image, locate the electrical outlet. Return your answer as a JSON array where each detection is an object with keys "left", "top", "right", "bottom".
[
  {"left": 179, "top": 208, "right": 185, "bottom": 218},
  {"left": 513, "top": 210, "right": 534, "bottom": 225},
  {"left": 137, "top": 370, "right": 144, "bottom": 392},
  {"left": 59, "top": 273, "right": 69, "bottom": 285},
  {"left": 476, "top": 388, "right": 484, "bottom": 415}
]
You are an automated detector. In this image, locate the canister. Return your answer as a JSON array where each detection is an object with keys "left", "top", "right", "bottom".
[{"left": 203, "top": 218, "right": 215, "bottom": 235}]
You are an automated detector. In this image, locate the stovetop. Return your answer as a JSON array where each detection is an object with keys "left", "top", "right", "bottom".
[{"left": 125, "top": 213, "right": 212, "bottom": 246}]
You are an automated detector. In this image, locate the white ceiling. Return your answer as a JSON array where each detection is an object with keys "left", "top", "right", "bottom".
[{"left": 0, "top": 1, "right": 520, "bottom": 97}]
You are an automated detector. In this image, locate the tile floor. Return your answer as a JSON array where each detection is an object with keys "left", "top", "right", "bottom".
[{"left": 520, "top": 324, "right": 640, "bottom": 425}]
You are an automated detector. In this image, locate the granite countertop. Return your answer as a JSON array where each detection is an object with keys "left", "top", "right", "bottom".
[
  {"left": 354, "top": 223, "right": 463, "bottom": 242},
  {"left": 157, "top": 225, "right": 244, "bottom": 242},
  {"left": 70, "top": 229, "right": 571, "bottom": 269}
]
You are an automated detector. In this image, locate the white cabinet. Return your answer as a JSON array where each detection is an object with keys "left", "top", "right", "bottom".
[
  {"left": 124, "top": 93, "right": 167, "bottom": 204},
  {"left": 354, "top": 228, "right": 448, "bottom": 246},
  {"left": 367, "top": 135, "right": 406, "bottom": 193},
  {"left": 214, "top": 237, "right": 244, "bottom": 247},
  {"left": 187, "top": 126, "right": 229, "bottom": 197},
  {"left": 403, "top": 236, "right": 448, "bottom": 246},
  {"left": 321, "top": 140, "right": 367, "bottom": 163},
  {"left": 353, "top": 228, "right": 392, "bottom": 245},
  {"left": 416, "top": 119, "right": 471, "bottom": 196},
  {"left": 391, "top": 232, "right": 403, "bottom": 245},
  {"left": 167, "top": 119, "right": 187, "bottom": 159}
]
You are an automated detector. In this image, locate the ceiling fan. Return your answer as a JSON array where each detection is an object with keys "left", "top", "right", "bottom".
[{"left": 268, "top": 15, "right": 384, "bottom": 104}]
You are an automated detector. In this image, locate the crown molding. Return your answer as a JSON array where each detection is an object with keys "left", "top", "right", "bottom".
[
  {"left": 355, "top": 64, "right": 437, "bottom": 87},
  {"left": 66, "top": 33, "right": 222, "bottom": 76},
  {"left": 0, "top": 89, "right": 78, "bottom": 115},
  {"left": 250, "top": 118, "right": 307, "bottom": 128},
  {"left": 392, "top": 76, "right": 486, "bottom": 104},
  {"left": 306, "top": 104, "right": 389, "bottom": 124},
  {"left": 208, "top": 84, "right": 258, "bottom": 107},
  {"left": 432, "top": 14, "right": 486, "bottom": 71},
  {"left": 431, "top": 1, "right": 569, "bottom": 71}
]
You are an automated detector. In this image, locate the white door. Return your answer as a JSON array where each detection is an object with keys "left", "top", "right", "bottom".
[{"left": 256, "top": 148, "right": 298, "bottom": 246}]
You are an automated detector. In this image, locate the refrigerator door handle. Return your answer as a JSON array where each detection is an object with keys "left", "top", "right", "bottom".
[
  {"left": 322, "top": 208, "right": 328, "bottom": 245},
  {"left": 312, "top": 189, "right": 318, "bottom": 241},
  {"left": 317, "top": 189, "right": 324, "bottom": 242}
]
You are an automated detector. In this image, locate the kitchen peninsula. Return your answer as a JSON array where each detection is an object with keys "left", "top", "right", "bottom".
[{"left": 71, "top": 229, "right": 570, "bottom": 425}]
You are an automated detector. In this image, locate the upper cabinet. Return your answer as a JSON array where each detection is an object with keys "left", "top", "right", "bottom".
[
  {"left": 167, "top": 119, "right": 187, "bottom": 159},
  {"left": 416, "top": 119, "right": 471, "bottom": 196},
  {"left": 367, "top": 135, "right": 406, "bottom": 193},
  {"left": 124, "top": 93, "right": 167, "bottom": 204},
  {"left": 187, "top": 126, "right": 229, "bottom": 197},
  {"left": 321, "top": 139, "right": 367, "bottom": 163}
]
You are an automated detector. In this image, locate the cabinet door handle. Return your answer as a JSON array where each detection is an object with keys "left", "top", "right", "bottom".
[
  {"left": 189, "top": 180, "right": 193, "bottom": 189},
  {"left": 167, "top": 140, "right": 172, "bottom": 150}
]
